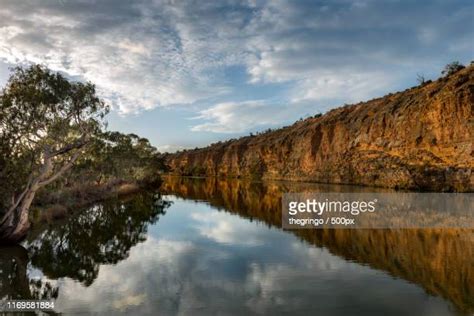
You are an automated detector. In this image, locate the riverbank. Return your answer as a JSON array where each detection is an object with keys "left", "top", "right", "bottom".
[{"left": 31, "top": 177, "right": 161, "bottom": 224}]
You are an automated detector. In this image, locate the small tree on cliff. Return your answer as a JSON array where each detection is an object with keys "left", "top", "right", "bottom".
[
  {"left": 416, "top": 73, "right": 426, "bottom": 85},
  {"left": 441, "top": 61, "right": 465, "bottom": 76},
  {"left": 0, "top": 65, "right": 108, "bottom": 243}
]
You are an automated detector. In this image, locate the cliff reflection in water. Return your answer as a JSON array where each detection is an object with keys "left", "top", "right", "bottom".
[
  {"left": 0, "top": 177, "right": 471, "bottom": 314},
  {"left": 160, "top": 176, "right": 474, "bottom": 313}
]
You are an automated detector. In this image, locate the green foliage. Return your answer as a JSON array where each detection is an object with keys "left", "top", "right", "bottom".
[
  {"left": 69, "top": 131, "right": 167, "bottom": 185},
  {"left": 0, "top": 64, "right": 166, "bottom": 222},
  {"left": 0, "top": 65, "right": 108, "bottom": 213}
]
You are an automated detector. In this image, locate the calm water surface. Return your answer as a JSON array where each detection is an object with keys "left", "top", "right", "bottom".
[{"left": 1, "top": 176, "right": 472, "bottom": 315}]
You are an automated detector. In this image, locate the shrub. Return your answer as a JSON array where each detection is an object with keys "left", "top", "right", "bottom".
[{"left": 441, "top": 61, "right": 465, "bottom": 76}]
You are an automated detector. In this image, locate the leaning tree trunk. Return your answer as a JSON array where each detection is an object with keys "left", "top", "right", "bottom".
[
  {"left": 0, "top": 145, "right": 83, "bottom": 244},
  {"left": 0, "top": 185, "right": 40, "bottom": 244}
]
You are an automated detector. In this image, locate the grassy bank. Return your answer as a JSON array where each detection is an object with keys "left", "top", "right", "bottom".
[{"left": 31, "top": 177, "right": 161, "bottom": 224}]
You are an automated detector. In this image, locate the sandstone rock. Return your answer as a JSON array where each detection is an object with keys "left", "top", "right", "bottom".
[{"left": 166, "top": 66, "right": 474, "bottom": 192}]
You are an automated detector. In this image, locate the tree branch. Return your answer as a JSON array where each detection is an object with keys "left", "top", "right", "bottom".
[
  {"left": 38, "top": 149, "right": 82, "bottom": 187},
  {"left": 49, "top": 136, "right": 88, "bottom": 157},
  {"left": 0, "top": 175, "right": 34, "bottom": 226}
]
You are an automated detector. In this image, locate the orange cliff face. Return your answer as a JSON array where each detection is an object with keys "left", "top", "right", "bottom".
[{"left": 166, "top": 66, "right": 474, "bottom": 192}]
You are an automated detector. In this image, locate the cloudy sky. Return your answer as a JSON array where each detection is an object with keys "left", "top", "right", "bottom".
[{"left": 0, "top": 0, "right": 473, "bottom": 151}]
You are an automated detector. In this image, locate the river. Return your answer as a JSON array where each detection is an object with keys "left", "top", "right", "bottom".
[{"left": 0, "top": 176, "right": 472, "bottom": 315}]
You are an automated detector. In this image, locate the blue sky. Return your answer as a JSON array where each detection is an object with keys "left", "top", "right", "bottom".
[{"left": 0, "top": 0, "right": 473, "bottom": 152}]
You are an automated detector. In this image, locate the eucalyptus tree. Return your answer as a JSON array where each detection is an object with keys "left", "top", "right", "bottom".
[
  {"left": 0, "top": 65, "right": 108, "bottom": 243},
  {"left": 65, "top": 131, "right": 165, "bottom": 186}
]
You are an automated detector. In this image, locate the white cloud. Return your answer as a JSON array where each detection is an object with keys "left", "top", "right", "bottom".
[
  {"left": 156, "top": 144, "right": 188, "bottom": 153},
  {"left": 0, "top": 0, "right": 472, "bottom": 124},
  {"left": 190, "top": 100, "right": 302, "bottom": 133},
  {"left": 0, "top": 0, "right": 241, "bottom": 113},
  {"left": 51, "top": 237, "right": 195, "bottom": 314},
  {"left": 191, "top": 211, "right": 270, "bottom": 246},
  {"left": 291, "top": 71, "right": 395, "bottom": 104}
]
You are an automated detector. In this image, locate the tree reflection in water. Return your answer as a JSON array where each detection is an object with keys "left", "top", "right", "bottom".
[
  {"left": 0, "top": 245, "right": 58, "bottom": 301},
  {"left": 0, "top": 191, "right": 170, "bottom": 303},
  {"left": 27, "top": 191, "right": 170, "bottom": 286},
  {"left": 1, "top": 178, "right": 472, "bottom": 314}
]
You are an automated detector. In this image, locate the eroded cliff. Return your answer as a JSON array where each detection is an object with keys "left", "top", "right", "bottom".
[{"left": 167, "top": 66, "right": 474, "bottom": 191}]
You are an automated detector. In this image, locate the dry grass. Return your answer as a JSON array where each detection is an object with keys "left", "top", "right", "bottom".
[
  {"left": 34, "top": 180, "right": 141, "bottom": 223},
  {"left": 116, "top": 183, "right": 140, "bottom": 196},
  {"left": 40, "top": 204, "right": 68, "bottom": 222}
]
